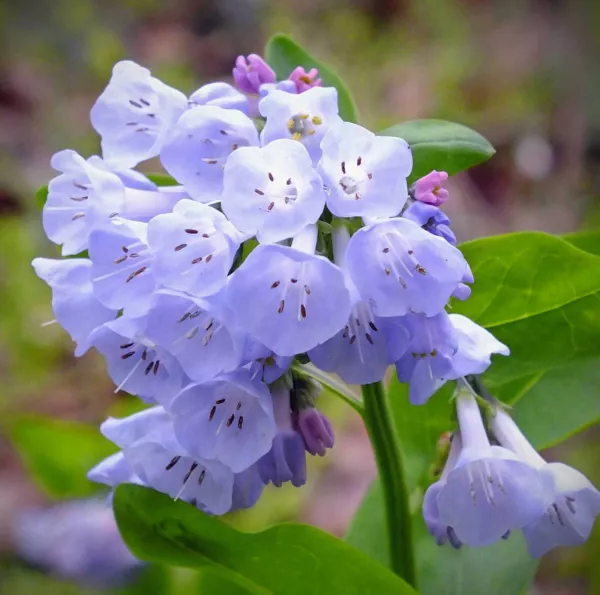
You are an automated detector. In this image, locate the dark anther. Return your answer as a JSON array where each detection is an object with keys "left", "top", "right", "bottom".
[
  {"left": 129, "top": 99, "right": 142, "bottom": 108},
  {"left": 178, "top": 312, "right": 191, "bottom": 323},
  {"left": 144, "top": 361, "right": 154, "bottom": 375},
  {"left": 205, "top": 254, "right": 213, "bottom": 263},
  {"left": 183, "top": 462, "right": 198, "bottom": 484},
  {"left": 349, "top": 335, "right": 357, "bottom": 345},
  {"left": 304, "top": 285, "right": 311, "bottom": 295},
  {"left": 120, "top": 342, "right": 134, "bottom": 349},
  {"left": 271, "top": 280, "right": 280, "bottom": 288},
  {"left": 202, "top": 233, "right": 210, "bottom": 238},
  {"left": 341, "top": 161, "right": 346, "bottom": 174},
  {"left": 267, "top": 202, "right": 275, "bottom": 211},
  {"left": 355, "top": 193, "right": 361, "bottom": 200},
  {"left": 278, "top": 300, "right": 285, "bottom": 313},
  {"left": 220, "top": 129, "right": 227, "bottom": 135},
  {"left": 185, "top": 229, "right": 199, "bottom": 234},
  {"left": 165, "top": 456, "right": 180, "bottom": 470},
  {"left": 215, "top": 399, "right": 226, "bottom": 404},
  {"left": 342, "top": 326, "right": 349, "bottom": 339},
  {"left": 357, "top": 156, "right": 362, "bottom": 166},
  {"left": 140, "top": 98, "right": 150, "bottom": 106},
  {"left": 174, "top": 243, "right": 187, "bottom": 251},
  {"left": 114, "top": 255, "right": 128, "bottom": 264},
  {"left": 191, "top": 257, "right": 203, "bottom": 264},
  {"left": 238, "top": 416, "right": 244, "bottom": 429},
  {"left": 255, "top": 189, "right": 264, "bottom": 195},
  {"left": 126, "top": 266, "right": 147, "bottom": 283},
  {"left": 198, "top": 469, "right": 206, "bottom": 485},
  {"left": 385, "top": 268, "right": 391, "bottom": 276},
  {"left": 209, "top": 406, "right": 217, "bottom": 422},
  {"left": 226, "top": 414, "right": 235, "bottom": 427},
  {"left": 73, "top": 182, "right": 88, "bottom": 190},
  {"left": 368, "top": 173, "right": 373, "bottom": 179},
  {"left": 416, "top": 264, "right": 427, "bottom": 275},
  {"left": 153, "top": 361, "right": 160, "bottom": 375},
  {"left": 408, "top": 249, "right": 414, "bottom": 255},
  {"left": 300, "top": 304, "right": 307, "bottom": 318},
  {"left": 236, "top": 402, "right": 242, "bottom": 411},
  {"left": 382, "top": 247, "right": 390, "bottom": 253},
  {"left": 141, "top": 348, "right": 148, "bottom": 360},
  {"left": 290, "top": 278, "right": 298, "bottom": 283},
  {"left": 366, "top": 333, "right": 374, "bottom": 345},
  {"left": 121, "top": 351, "right": 136, "bottom": 360},
  {"left": 369, "top": 321, "right": 379, "bottom": 332},
  {"left": 268, "top": 172, "right": 274, "bottom": 182},
  {"left": 286, "top": 178, "right": 292, "bottom": 185}
]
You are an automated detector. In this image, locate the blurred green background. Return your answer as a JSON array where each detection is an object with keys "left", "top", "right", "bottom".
[{"left": 0, "top": 0, "right": 599, "bottom": 593}]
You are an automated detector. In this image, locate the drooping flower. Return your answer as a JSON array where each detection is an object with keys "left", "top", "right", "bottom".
[
  {"left": 159, "top": 105, "right": 259, "bottom": 203},
  {"left": 221, "top": 139, "right": 325, "bottom": 244},
  {"left": 100, "top": 407, "right": 235, "bottom": 514},
  {"left": 258, "top": 80, "right": 298, "bottom": 98},
  {"left": 490, "top": 408, "right": 600, "bottom": 558},
  {"left": 13, "top": 500, "right": 142, "bottom": 588},
  {"left": 169, "top": 369, "right": 277, "bottom": 473},
  {"left": 403, "top": 201, "right": 456, "bottom": 246},
  {"left": 87, "top": 451, "right": 141, "bottom": 489},
  {"left": 233, "top": 54, "right": 276, "bottom": 94},
  {"left": 32, "top": 258, "right": 115, "bottom": 356},
  {"left": 257, "top": 379, "right": 307, "bottom": 487},
  {"left": 345, "top": 217, "right": 468, "bottom": 317},
  {"left": 259, "top": 87, "right": 342, "bottom": 163},
  {"left": 188, "top": 82, "right": 248, "bottom": 113},
  {"left": 43, "top": 150, "right": 125, "bottom": 255},
  {"left": 90, "top": 60, "right": 187, "bottom": 168},
  {"left": 224, "top": 225, "right": 351, "bottom": 356},
  {"left": 147, "top": 199, "right": 241, "bottom": 296},
  {"left": 423, "top": 433, "right": 463, "bottom": 548},
  {"left": 436, "top": 387, "right": 547, "bottom": 547},
  {"left": 144, "top": 290, "right": 243, "bottom": 385},
  {"left": 308, "top": 225, "right": 409, "bottom": 384},
  {"left": 319, "top": 122, "right": 412, "bottom": 218},
  {"left": 413, "top": 170, "right": 449, "bottom": 206},
  {"left": 89, "top": 314, "right": 185, "bottom": 404},
  {"left": 88, "top": 220, "right": 155, "bottom": 314},
  {"left": 288, "top": 66, "right": 322, "bottom": 93},
  {"left": 230, "top": 464, "right": 266, "bottom": 511}
]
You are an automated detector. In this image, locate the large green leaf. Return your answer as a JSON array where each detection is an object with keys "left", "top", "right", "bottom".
[
  {"left": 264, "top": 34, "right": 358, "bottom": 123},
  {"left": 346, "top": 380, "right": 539, "bottom": 595},
  {"left": 454, "top": 232, "right": 600, "bottom": 384},
  {"left": 381, "top": 119, "right": 495, "bottom": 183},
  {"left": 6, "top": 415, "right": 116, "bottom": 499},
  {"left": 114, "top": 484, "right": 416, "bottom": 595}
]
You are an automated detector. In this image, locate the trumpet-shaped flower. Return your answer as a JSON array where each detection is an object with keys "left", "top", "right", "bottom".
[{"left": 188, "top": 82, "right": 248, "bottom": 113}]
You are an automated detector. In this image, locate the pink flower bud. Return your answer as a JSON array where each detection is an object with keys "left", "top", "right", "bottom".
[
  {"left": 414, "top": 170, "right": 449, "bottom": 206},
  {"left": 233, "top": 54, "right": 275, "bottom": 94},
  {"left": 298, "top": 408, "right": 334, "bottom": 456},
  {"left": 289, "top": 66, "right": 322, "bottom": 93}
]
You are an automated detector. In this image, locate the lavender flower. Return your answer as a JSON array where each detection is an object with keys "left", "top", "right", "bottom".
[
  {"left": 233, "top": 54, "right": 276, "bottom": 94},
  {"left": 221, "top": 139, "right": 325, "bottom": 243},
  {"left": 169, "top": 369, "right": 277, "bottom": 473},
  {"left": 403, "top": 201, "right": 456, "bottom": 246},
  {"left": 90, "top": 60, "right": 187, "bottom": 168},
  {"left": 436, "top": 388, "right": 547, "bottom": 547},
  {"left": 319, "top": 122, "right": 412, "bottom": 218},
  {"left": 160, "top": 105, "right": 259, "bottom": 202},
  {"left": 259, "top": 87, "right": 342, "bottom": 163},
  {"left": 188, "top": 82, "right": 249, "bottom": 113},
  {"left": 224, "top": 225, "right": 351, "bottom": 356},
  {"left": 298, "top": 407, "right": 335, "bottom": 456},
  {"left": 32, "top": 258, "right": 115, "bottom": 356},
  {"left": 345, "top": 217, "right": 469, "bottom": 317},
  {"left": 490, "top": 408, "right": 600, "bottom": 557}
]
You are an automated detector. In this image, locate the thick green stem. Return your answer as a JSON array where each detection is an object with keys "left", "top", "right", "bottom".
[{"left": 361, "top": 382, "right": 416, "bottom": 588}]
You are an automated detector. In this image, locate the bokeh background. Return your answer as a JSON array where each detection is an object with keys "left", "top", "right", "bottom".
[{"left": 0, "top": 0, "right": 599, "bottom": 593}]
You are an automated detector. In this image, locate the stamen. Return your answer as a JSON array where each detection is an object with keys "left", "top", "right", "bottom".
[
  {"left": 341, "top": 161, "right": 346, "bottom": 174},
  {"left": 290, "top": 278, "right": 298, "bottom": 283},
  {"left": 139, "top": 98, "right": 150, "bottom": 107},
  {"left": 178, "top": 312, "right": 191, "bottom": 323},
  {"left": 185, "top": 229, "right": 198, "bottom": 234},
  {"left": 366, "top": 333, "right": 374, "bottom": 345},
  {"left": 216, "top": 399, "right": 226, "bottom": 404},
  {"left": 238, "top": 416, "right": 244, "bottom": 429},
  {"left": 165, "top": 456, "right": 180, "bottom": 470},
  {"left": 121, "top": 351, "right": 136, "bottom": 360},
  {"left": 120, "top": 342, "right": 135, "bottom": 349},
  {"left": 71, "top": 212, "right": 85, "bottom": 221},
  {"left": 144, "top": 361, "right": 154, "bottom": 375},
  {"left": 369, "top": 321, "right": 378, "bottom": 332},
  {"left": 125, "top": 266, "right": 147, "bottom": 283},
  {"left": 255, "top": 189, "right": 264, "bottom": 195},
  {"left": 191, "top": 257, "right": 203, "bottom": 264},
  {"left": 382, "top": 247, "right": 390, "bottom": 253},
  {"left": 153, "top": 361, "right": 160, "bottom": 375},
  {"left": 198, "top": 469, "right": 206, "bottom": 485},
  {"left": 73, "top": 182, "right": 88, "bottom": 190},
  {"left": 416, "top": 264, "right": 427, "bottom": 275},
  {"left": 300, "top": 304, "right": 307, "bottom": 319},
  {"left": 566, "top": 496, "right": 576, "bottom": 514},
  {"left": 141, "top": 348, "right": 148, "bottom": 360},
  {"left": 236, "top": 402, "right": 242, "bottom": 411},
  {"left": 304, "top": 285, "right": 311, "bottom": 295},
  {"left": 129, "top": 99, "right": 142, "bottom": 108},
  {"left": 271, "top": 281, "right": 280, "bottom": 288},
  {"left": 122, "top": 246, "right": 129, "bottom": 253},
  {"left": 220, "top": 129, "right": 227, "bottom": 135},
  {"left": 226, "top": 414, "right": 235, "bottom": 427},
  {"left": 286, "top": 178, "right": 292, "bottom": 185},
  {"left": 357, "top": 156, "right": 362, "bottom": 166},
  {"left": 267, "top": 202, "right": 275, "bottom": 211},
  {"left": 69, "top": 195, "right": 88, "bottom": 202},
  {"left": 202, "top": 233, "right": 210, "bottom": 238},
  {"left": 209, "top": 406, "right": 217, "bottom": 421},
  {"left": 268, "top": 172, "right": 274, "bottom": 182},
  {"left": 114, "top": 255, "right": 128, "bottom": 264},
  {"left": 349, "top": 335, "right": 357, "bottom": 345},
  {"left": 174, "top": 244, "right": 187, "bottom": 251},
  {"left": 278, "top": 300, "right": 285, "bottom": 313},
  {"left": 205, "top": 254, "right": 213, "bottom": 263},
  {"left": 183, "top": 462, "right": 198, "bottom": 484}
]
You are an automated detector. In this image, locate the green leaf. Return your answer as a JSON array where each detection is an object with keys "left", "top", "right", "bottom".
[
  {"left": 36, "top": 184, "right": 48, "bottom": 209},
  {"left": 454, "top": 232, "right": 600, "bottom": 384},
  {"left": 6, "top": 415, "right": 116, "bottom": 499},
  {"left": 264, "top": 34, "right": 358, "bottom": 123},
  {"left": 346, "top": 379, "right": 538, "bottom": 595},
  {"left": 114, "top": 484, "right": 416, "bottom": 595},
  {"left": 146, "top": 172, "right": 178, "bottom": 187},
  {"left": 562, "top": 228, "right": 600, "bottom": 256},
  {"left": 381, "top": 119, "right": 495, "bottom": 183},
  {"left": 291, "top": 361, "right": 362, "bottom": 413}
]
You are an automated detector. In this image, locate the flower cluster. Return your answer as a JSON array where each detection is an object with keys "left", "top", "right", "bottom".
[
  {"left": 33, "top": 54, "right": 538, "bottom": 524},
  {"left": 424, "top": 382, "right": 600, "bottom": 557}
]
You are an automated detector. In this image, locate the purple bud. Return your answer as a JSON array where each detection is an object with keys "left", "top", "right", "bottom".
[
  {"left": 233, "top": 54, "right": 276, "bottom": 94},
  {"left": 414, "top": 170, "right": 449, "bottom": 206},
  {"left": 298, "top": 408, "right": 335, "bottom": 456},
  {"left": 289, "top": 66, "right": 322, "bottom": 93}
]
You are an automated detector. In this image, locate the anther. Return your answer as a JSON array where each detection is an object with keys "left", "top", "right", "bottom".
[
  {"left": 165, "top": 456, "right": 180, "bottom": 470},
  {"left": 153, "top": 361, "right": 160, "bottom": 375},
  {"left": 566, "top": 496, "right": 576, "bottom": 514},
  {"left": 185, "top": 229, "right": 198, "bottom": 234},
  {"left": 341, "top": 161, "right": 346, "bottom": 174},
  {"left": 300, "top": 304, "right": 307, "bottom": 319},
  {"left": 238, "top": 416, "right": 244, "bottom": 429},
  {"left": 369, "top": 321, "right": 378, "bottom": 332},
  {"left": 268, "top": 172, "right": 274, "bottom": 182},
  {"left": 183, "top": 462, "right": 198, "bottom": 484},
  {"left": 226, "top": 414, "right": 235, "bottom": 427},
  {"left": 141, "top": 348, "right": 148, "bottom": 360},
  {"left": 202, "top": 233, "right": 210, "bottom": 238},
  {"left": 357, "top": 156, "right": 362, "bottom": 166},
  {"left": 220, "top": 129, "right": 227, "bottom": 135},
  {"left": 139, "top": 98, "right": 150, "bottom": 107},
  {"left": 366, "top": 333, "right": 374, "bottom": 345},
  {"left": 278, "top": 300, "right": 285, "bottom": 313},
  {"left": 129, "top": 99, "right": 142, "bottom": 108},
  {"left": 174, "top": 244, "right": 187, "bottom": 251},
  {"left": 120, "top": 342, "right": 135, "bottom": 349},
  {"left": 304, "top": 285, "right": 311, "bottom": 295},
  {"left": 368, "top": 173, "right": 373, "bottom": 179},
  {"left": 72, "top": 212, "right": 85, "bottom": 221},
  {"left": 355, "top": 193, "right": 361, "bottom": 200},
  {"left": 255, "top": 189, "right": 264, "bottom": 195},
  {"left": 205, "top": 254, "right": 213, "bottom": 263},
  {"left": 349, "top": 335, "right": 357, "bottom": 345},
  {"left": 385, "top": 268, "right": 391, "bottom": 276},
  {"left": 125, "top": 266, "right": 147, "bottom": 283},
  {"left": 191, "top": 257, "right": 203, "bottom": 264},
  {"left": 271, "top": 281, "right": 280, "bottom": 288},
  {"left": 215, "top": 399, "right": 225, "bottom": 404},
  {"left": 69, "top": 195, "right": 88, "bottom": 202},
  {"left": 416, "top": 264, "right": 427, "bottom": 275},
  {"left": 286, "top": 178, "right": 292, "bottom": 185},
  {"left": 144, "top": 361, "right": 154, "bottom": 375},
  {"left": 290, "top": 278, "right": 298, "bottom": 283},
  {"left": 178, "top": 312, "right": 191, "bottom": 323},
  {"left": 236, "top": 402, "right": 242, "bottom": 411},
  {"left": 208, "top": 406, "right": 217, "bottom": 422},
  {"left": 121, "top": 351, "right": 136, "bottom": 360},
  {"left": 73, "top": 182, "right": 88, "bottom": 190},
  {"left": 312, "top": 116, "right": 322, "bottom": 125},
  {"left": 267, "top": 202, "right": 275, "bottom": 211},
  {"left": 382, "top": 247, "right": 390, "bottom": 253},
  {"left": 198, "top": 469, "right": 206, "bottom": 485}
]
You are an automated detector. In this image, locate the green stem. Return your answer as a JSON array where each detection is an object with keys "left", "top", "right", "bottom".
[{"left": 361, "top": 382, "right": 416, "bottom": 588}]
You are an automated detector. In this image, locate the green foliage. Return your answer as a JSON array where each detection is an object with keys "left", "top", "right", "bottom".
[
  {"left": 264, "top": 34, "right": 359, "bottom": 123},
  {"left": 6, "top": 415, "right": 116, "bottom": 499},
  {"left": 113, "top": 484, "right": 417, "bottom": 595},
  {"left": 145, "top": 173, "right": 178, "bottom": 187},
  {"left": 381, "top": 119, "right": 495, "bottom": 183}
]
